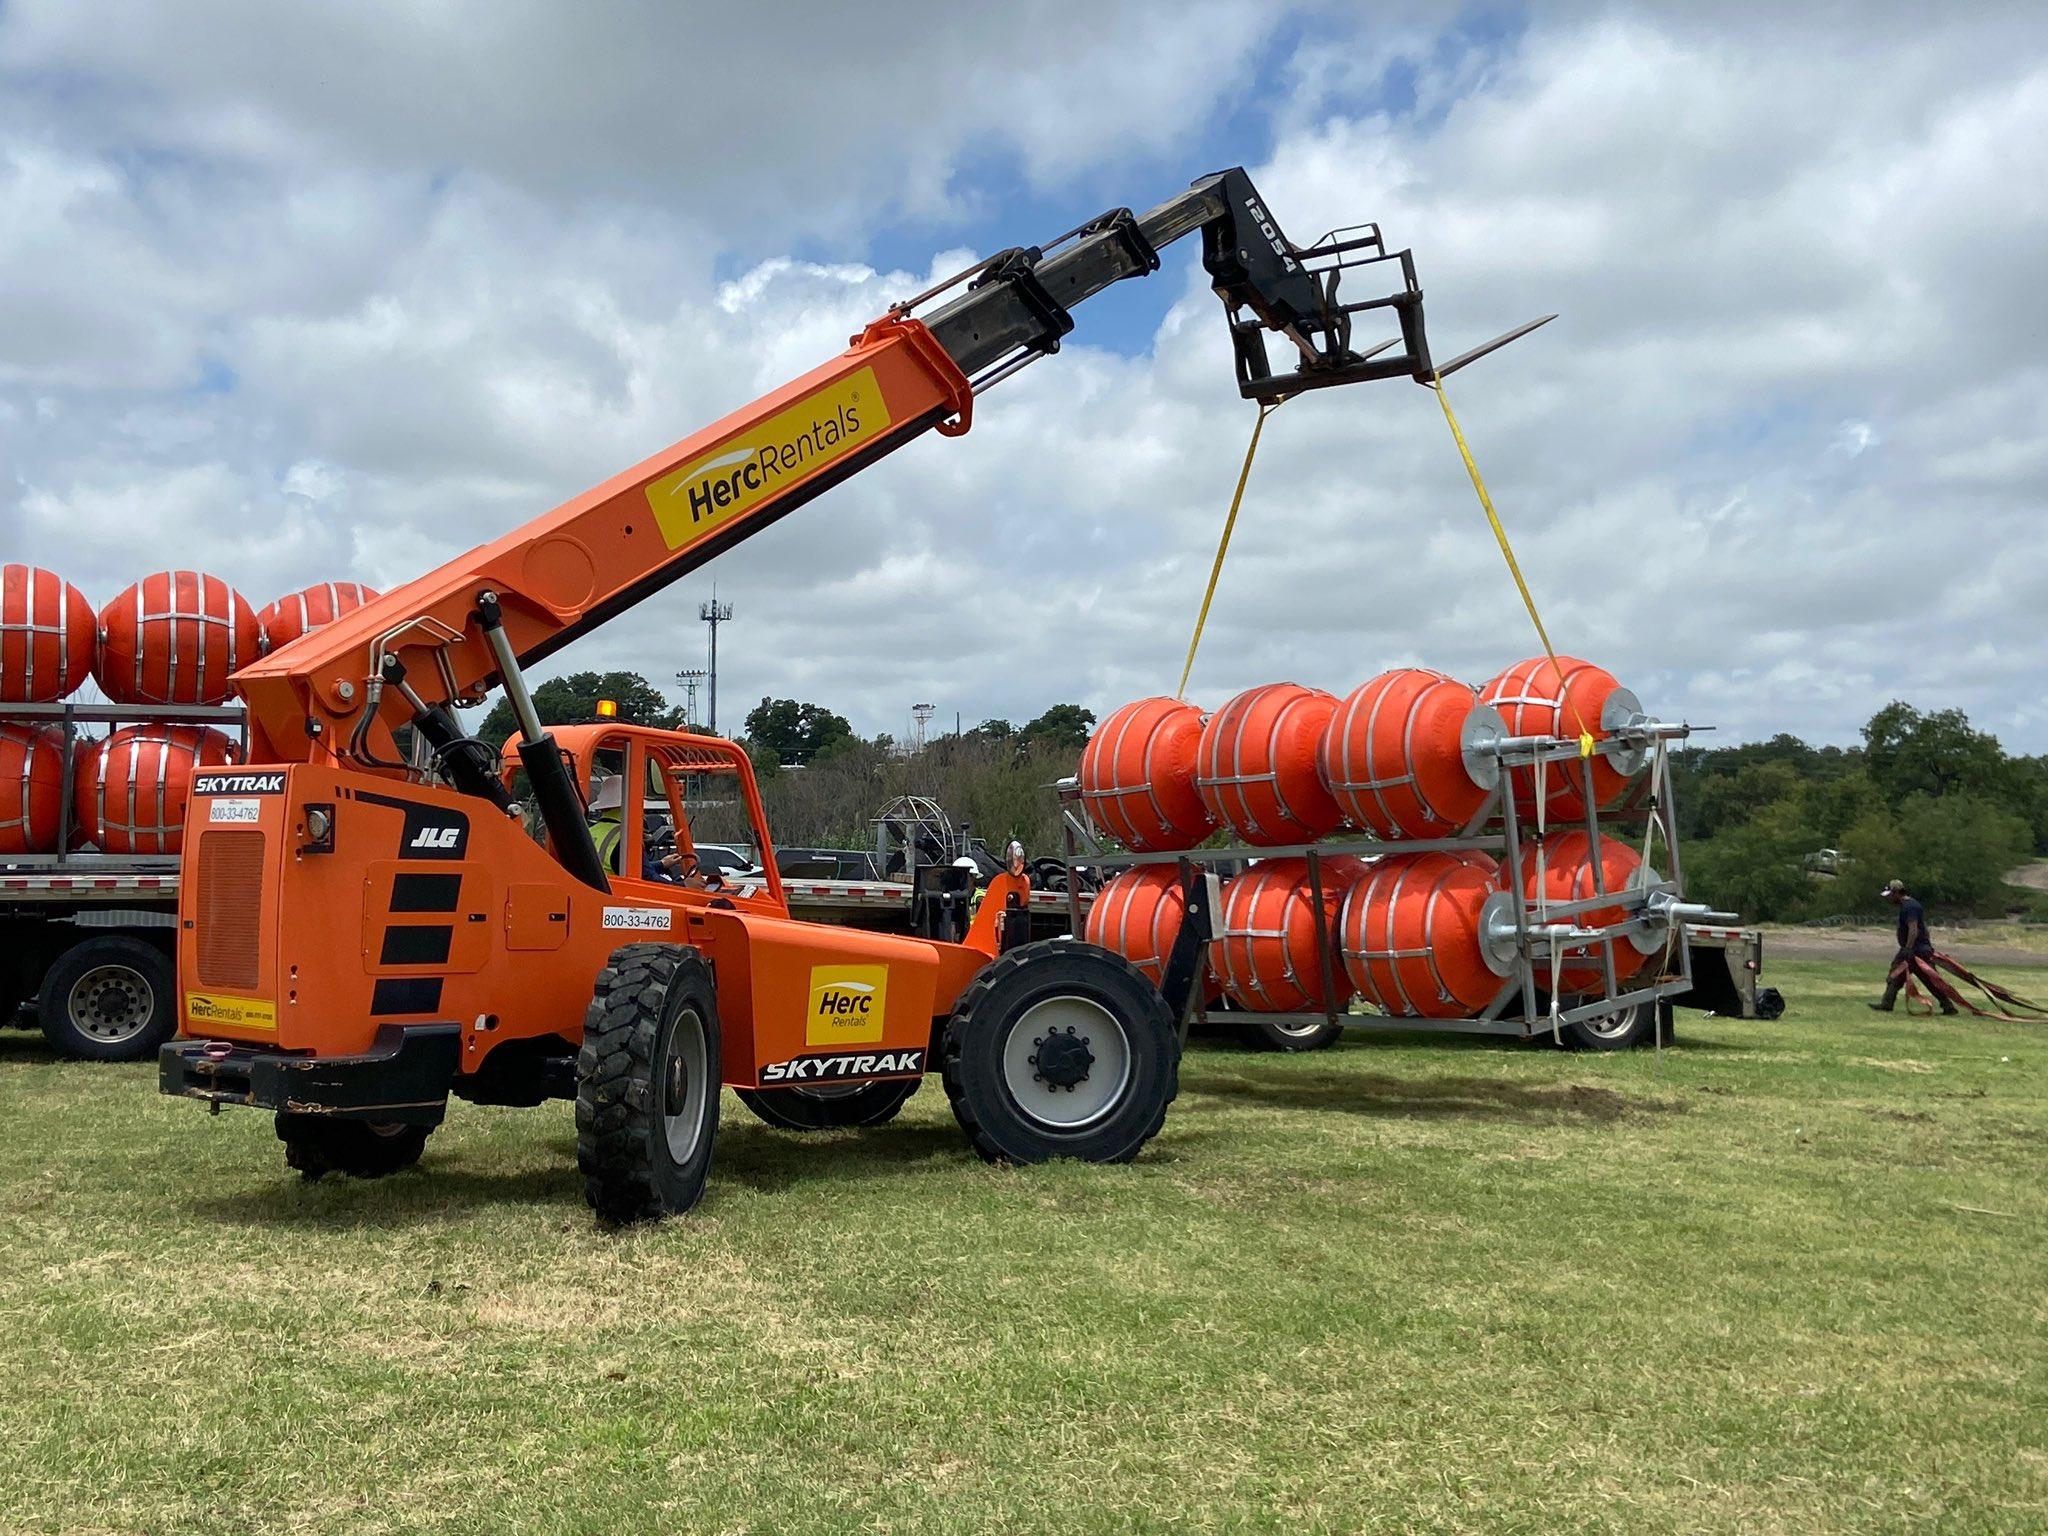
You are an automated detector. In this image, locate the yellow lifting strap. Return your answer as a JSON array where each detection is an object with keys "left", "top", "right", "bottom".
[
  {"left": 1429, "top": 372, "right": 1596, "bottom": 759},
  {"left": 1176, "top": 399, "right": 1281, "bottom": 699}
]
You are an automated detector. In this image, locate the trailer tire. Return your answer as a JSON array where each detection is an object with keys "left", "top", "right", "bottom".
[
  {"left": 576, "top": 943, "right": 721, "bottom": 1225},
  {"left": 1233, "top": 1015, "right": 1344, "bottom": 1052},
  {"left": 277, "top": 1115, "right": 431, "bottom": 1180},
  {"left": 36, "top": 935, "right": 176, "bottom": 1062},
  {"left": 735, "top": 1078, "right": 920, "bottom": 1131},
  {"left": 1558, "top": 998, "right": 1656, "bottom": 1052},
  {"left": 942, "top": 940, "right": 1178, "bottom": 1166}
]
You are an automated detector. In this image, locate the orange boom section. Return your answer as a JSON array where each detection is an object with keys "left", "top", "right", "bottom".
[
  {"left": 0, "top": 564, "right": 95, "bottom": 702},
  {"left": 1516, "top": 830, "right": 1656, "bottom": 992},
  {"left": 1338, "top": 850, "right": 1507, "bottom": 1018},
  {"left": 1480, "top": 656, "right": 1643, "bottom": 820},
  {"left": 1077, "top": 696, "right": 1215, "bottom": 851},
  {"left": 1320, "top": 668, "right": 1503, "bottom": 840},
  {"left": 225, "top": 318, "right": 972, "bottom": 765},
  {"left": 0, "top": 724, "right": 65, "bottom": 854},
  {"left": 1196, "top": 683, "right": 1344, "bottom": 846},
  {"left": 97, "top": 570, "right": 260, "bottom": 707},
  {"left": 1213, "top": 856, "right": 1367, "bottom": 1012}
]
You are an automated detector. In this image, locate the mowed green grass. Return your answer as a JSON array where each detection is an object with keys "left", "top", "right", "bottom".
[{"left": 2, "top": 959, "right": 2043, "bottom": 1535}]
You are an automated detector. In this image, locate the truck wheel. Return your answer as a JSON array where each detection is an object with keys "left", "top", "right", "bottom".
[
  {"left": 1234, "top": 1015, "right": 1344, "bottom": 1052},
  {"left": 942, "top": 940, "right": 1178, "bottom": 1166},
  {"left": 1558, "top": 999, "right": 1655, "bottom": 1051},
  {"left": 735, "top": 1079, "right": 920, "bottom": 1131},
  {"left": 576, "top": 943, "right": 721, "bottom": 1224},
  {"left": 36, "top": 936, "right": 176, "bottom": 1062},
  {"left": 276, "top": 1115, "right": 431, "bottom": 1180}
]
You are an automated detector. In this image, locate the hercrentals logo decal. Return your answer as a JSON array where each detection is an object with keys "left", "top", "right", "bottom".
[
  {"left": 192, "top": 771, "right": 285, "bottom": 796},
  {"left": 185, "top": 991, "right": 277, "bottom": 1032},
  {"left": 805, "top": 963, "right": 888, "bottom": 1047},
  {"left": 761, "top": 1048, "right": 924, "bottom": 1085},
  {"left": 645, "top": 366, "right": 891, "bottom": 549}
]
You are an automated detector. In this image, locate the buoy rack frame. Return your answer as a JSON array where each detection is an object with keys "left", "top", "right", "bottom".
[{"left": 1058, "top": 717, "right": 1734, "bottom": 1040}]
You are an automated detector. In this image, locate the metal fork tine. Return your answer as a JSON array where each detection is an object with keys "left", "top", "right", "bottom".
[{"left": 1430, "top": 314, "right": 1557, "bottom": 380}]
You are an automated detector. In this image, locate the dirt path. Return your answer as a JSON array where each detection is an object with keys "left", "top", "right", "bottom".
[{"left": 1761, "top": 922, "right": 2048, "bottom": 968}]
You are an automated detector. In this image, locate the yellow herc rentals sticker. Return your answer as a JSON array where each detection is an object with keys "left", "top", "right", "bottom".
[
  {"left": 805, "top": 965, "right": 889, "bottom": 1048},
  {"left": 646, "top": 366, "right": 892, "bottom": 549},
  {"left": 185, "top": 992, "right": 278, "bottom": 1032}
]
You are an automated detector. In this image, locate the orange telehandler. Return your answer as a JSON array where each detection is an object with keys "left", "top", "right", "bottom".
[{"left": 161, "top": 167, "right": 1532, "bottom": 1220}]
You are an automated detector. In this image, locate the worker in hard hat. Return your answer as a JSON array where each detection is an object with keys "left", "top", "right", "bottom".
[
  {"left": 587, "top": 775, "right": 629, "bottom": 876},
  {"left": 1871, "top": 878, "right": 1955, "bottom": 1015}
]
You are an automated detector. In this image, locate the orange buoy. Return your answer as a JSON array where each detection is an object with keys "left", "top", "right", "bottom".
[
  {"left": 1077, "top": 697, "right": 1215, "bottom": 851},
  {"left": 1516, "top": 830, "right": 1659, "bottom": 993},
  {"left": 1338, "top": 850, "right": 1510, "bottom": 1018},
  {"left": 0, "top": 725, "right": 66, "bottom": 855},
  {"left": 1085, "top": 864, "right": 1208, "bottom": 993},
  {"left": 1479, "top": 656, "right": 1645, "bottom": 819},
  {"left": 73, "top": 725, "right": 240, "bottom": 855},
  {"left": 1213, "top": 855, "right": 1369, "bottom": 1011},
  {"left": 257, "top": 580, "right": 380, "bottom": 652},
  {"left": 1196, "top": 683, "right": 1343, "bottom": 846},
  {"left": 0, "top": 564, "right": 96, "bottom": 702},
  {"left": 1320, "top": 669, "right": 1504, "bottom": 840},
  {"left": 96, "top": 571, "right": 260, "bottom": 706}
]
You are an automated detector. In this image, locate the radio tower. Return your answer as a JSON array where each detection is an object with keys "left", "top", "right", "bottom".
[
  {"left": 675, "top": 668, "right": 707, "bottom": 730},
  {"left": 699, "top": 593, "right": 734, "bottom": 732},
  {"left": 911, "top": 702, "right": 936, "bottom": 753}
]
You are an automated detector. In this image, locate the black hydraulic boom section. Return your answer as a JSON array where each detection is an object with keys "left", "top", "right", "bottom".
[{"left": 904, "top": 166, "right": 1550, "bottom": 403}]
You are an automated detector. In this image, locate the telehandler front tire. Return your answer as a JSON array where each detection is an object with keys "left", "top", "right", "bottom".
[
  {"left": 942, "top": 940, "right": 1178, "bottom": 1166},
  {"left": 735, "top": 1078, "right": 920, "bottom": 1131},
  {"left": 576, "top": 944, "right": 721, "bottom": 1225}
]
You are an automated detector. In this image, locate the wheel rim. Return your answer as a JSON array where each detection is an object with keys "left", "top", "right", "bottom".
[
  {"left": 661, "top": 1005, "right": 712, "bottom": 1162},
  {"left": 1264, "top": 1017, "right": 1334, "bottom": 1042},
  {"left": 1001, "top": 995, "right": 1131, "bottom": 1132},
  {"left": 66, "top": 963, "right": 156, "bottom": 1044},
  {"left": 1579, "top": 1004, "right": 1641, "bottom": 1040},
  {"left": 790, "top": 1083, "right": 867, "bottom": 1103}
]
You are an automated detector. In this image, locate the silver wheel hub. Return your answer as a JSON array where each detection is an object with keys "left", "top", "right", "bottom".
[
  {"left": 661, "top": 1006, "right": 711, "bottom": 1162},
  {"left": 1001, "top": 995, "right": 1131, "bottom": 1131},
  {"left": 67, "top": 964, "right": 155, "bottom": 1043}
]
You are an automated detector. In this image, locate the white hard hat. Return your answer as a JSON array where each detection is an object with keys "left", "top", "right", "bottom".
[{"left": 589, "top": 776, "right": 624, "bottom": 812}]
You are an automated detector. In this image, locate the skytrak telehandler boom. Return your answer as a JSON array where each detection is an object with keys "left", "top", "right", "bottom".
[{"left": 161, "top": 167, "right": 1537, "bottom": 1221}]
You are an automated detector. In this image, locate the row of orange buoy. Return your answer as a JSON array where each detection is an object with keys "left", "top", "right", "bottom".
[
  {"left": 1, "top": 565, "right": 380, "bottom": 857},
  {"left": 1077, "top": 656, "right": 1643, "bottom": 851},
  {"left": 1086, "top": 830, "right": 1659, "bottom": 1019},
  {"left": 0, "top": 564, "right": 380, "bottom": 706}
]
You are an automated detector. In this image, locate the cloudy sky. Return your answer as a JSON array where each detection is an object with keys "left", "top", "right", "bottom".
[{"left": 3, "top": 1, "right": 2044, "bottom": 749}]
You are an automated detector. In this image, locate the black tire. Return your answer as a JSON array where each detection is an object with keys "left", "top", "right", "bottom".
[
  {"left": 1558, "top": 998, "right": 1656, "bottom": 1052},
  {"left": 36, "top": 935, "right": 176, "bottom": 1062},
  {"left": 1233, "top": 1014, "right": 1344, "bottom": 1052},
  {"left": 942, "top": 939, "right": 1178, "bottom": 1165},
  {"left": 576, "top": 943, "right": 722, "bottom": 1224},
  {"left": 276, "top": 1115, "right": 431, "bottom": 1180},
  {"left": 735, "top": 1078, "right": 920, "bottom": 1131}
]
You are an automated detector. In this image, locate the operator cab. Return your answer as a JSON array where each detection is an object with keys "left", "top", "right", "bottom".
[{"left": 506, "top": 724, "right": 786, "bottom": 916}]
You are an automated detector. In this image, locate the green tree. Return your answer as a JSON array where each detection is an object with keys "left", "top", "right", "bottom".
[
  {"left": 1839, "top": 792, "right": 2031, "bottom": 912},
  {"left": 743, "top": 697, "right": 854, "bottom": 766},
  {"left": 1684, "top": 796, "right": 1826, "bottom": 921},
  {"left": 1862, "top": 702, "right": 2010, "bottom": 804},
  {"left": 1018, "top": 703, "right": 1095, "bottom": 753},
  {"left": 479, "top": 670, "right": 677, "bottom": 745}
]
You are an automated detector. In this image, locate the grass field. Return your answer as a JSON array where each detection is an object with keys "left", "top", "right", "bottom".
[{"left": 3, "top": 958, "right": 2044, "bottom": 1534}]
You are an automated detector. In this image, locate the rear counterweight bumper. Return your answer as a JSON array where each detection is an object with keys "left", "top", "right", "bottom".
[{"left": 160, "top": 1025, "right": 461, "bottom": 1126}]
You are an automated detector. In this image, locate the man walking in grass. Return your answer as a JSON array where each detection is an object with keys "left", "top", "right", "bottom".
[{"left": 1871, "top": 878, "right": 1956, "bottom": 1015}]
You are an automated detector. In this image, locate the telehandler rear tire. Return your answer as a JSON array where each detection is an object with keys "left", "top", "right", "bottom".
[
  {"left": 735, "top": 1078, "right": 920, "bottom": 1131},
  {"left": 942, "top": 940, "right": 1178, "bottom": 1166},
  {"left": 576, "top": 943, "right": 721, "bottom": 1225},
  {"left": 276, "top": 1115, "right": 431, "bottom": 1180}
]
